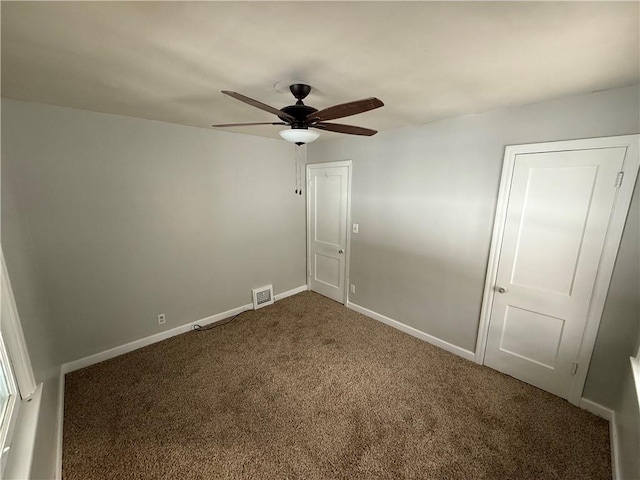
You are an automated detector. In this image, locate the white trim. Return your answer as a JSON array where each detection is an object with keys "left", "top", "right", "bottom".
[
  {"left": 62, "top": 285, "right": 307, "bottom": 374},
  {"left": 1, "top": 249, "right": 37, "bottom": 398},
  {"left": 3, "top": 383, "right": 42, "bottom": 480},
  {"left": 474, "top": 141, "right": 518, "bottom": 365},
  {"left": 610, "top": 410, "right": 621, "bottom": 480},
  {"left": 626, "top": 355, "right": 640, "bottom": 480},
  {"left": 347, "top": 301, "right": 476, "bottom": 361},
  {"left": 62, "top": 304, "right": 249, "bottom": 373},
  {"left": 475, "top": 134, "right": 640, "bottom": 406},
  {"left": 579, "top": 397, "right": 613, "bottom": 421},
  {"left": 306, "top": 160, "right": 353, "bottom": 306},
  {"left": 56, "top": 285, "right": 307, "bottom": 476},
  {"left": 55, "top": 369, "right": 64, "bottom": 480},
  {"left": 1, "top": 247, "right": 39, "bottom": 478},
  {"left": 344, "top": 163, "right": 353, "bottom": 306},
  {"left": 273, "top": 284, "right": 307, "bottom": 301},
  {"left": 630, "top": 355, "right": 640, "bottom": 409},
  {"left": 0, "top": 330, "right": 20, "bottom": 477}
]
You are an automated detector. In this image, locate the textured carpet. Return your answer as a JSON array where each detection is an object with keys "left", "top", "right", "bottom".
[{"left": 63, "top": 291, "right": 610, "bottom": 479}]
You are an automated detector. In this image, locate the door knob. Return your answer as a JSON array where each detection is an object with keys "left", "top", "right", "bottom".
[
  {"left": 496, "top": 286, "right": 507, "bottom": 294},
  {"left": 338, "top": 249, "right": 344, "bottom": 254}
]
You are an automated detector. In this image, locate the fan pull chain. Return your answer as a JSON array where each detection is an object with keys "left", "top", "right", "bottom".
[
  {"left": 294, "top": 144, "right": 299, "bottom": 194},
  {"left": 294, "top": 144, "right": 304, "bottom": 196},
  {"left": 297, "top": 144, "right": 302, "bottom": 194},
  {"left": 298, "top": 145, "right": 303, "bottom": 196}
]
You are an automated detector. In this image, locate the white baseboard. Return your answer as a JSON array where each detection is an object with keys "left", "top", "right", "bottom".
[
  {"left": 61, "top": 304, "right": 249, "bottom": 373},
  {"left": 579, "top": 397, "right": 613, "bottom": 421},
  {"left": 610, "top": 410, "right": 620, "bottom": 480},
  {"left": 56, "top": 285, "right": 307, "bottom": 474},
  {"left": 61, "top": 285, "right": 308, "bottom": 374},
  {"left": 56, "top": 369, "right": 64, "bottom": 480},
  {"left": 274, "top": 284, "right": 308, "bottom": 301},
  {"left": 346, "top": 302, "right": 476, "bottom": 362}
]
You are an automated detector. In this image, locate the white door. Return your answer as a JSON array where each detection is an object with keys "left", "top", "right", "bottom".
[
  {"left": 484, "top": 140, "right": 637, "bottom": 400},
  {"left": 307, "top": 162, "right": 351, "bottom": 303}
]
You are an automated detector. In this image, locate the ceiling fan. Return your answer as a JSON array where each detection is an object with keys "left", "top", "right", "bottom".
[{"left": 212, "top": 84, "right": 384, "bottom": 145}]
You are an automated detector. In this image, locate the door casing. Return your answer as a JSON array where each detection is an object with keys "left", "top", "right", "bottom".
[
  {"left": 475, "top": 134, "right": 640, "bottom": 405},
  {"left": 306, "top": 160, "right": 353, "bottom": 305}
]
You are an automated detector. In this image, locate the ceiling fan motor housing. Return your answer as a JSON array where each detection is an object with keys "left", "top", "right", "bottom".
[{"left": 279, "top": 104, "right": 317, "bottom": 128}]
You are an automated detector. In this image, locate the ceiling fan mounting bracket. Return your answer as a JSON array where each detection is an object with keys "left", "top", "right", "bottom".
[{"left": 289, "top": 84, "right": 311, "bottom": 101}]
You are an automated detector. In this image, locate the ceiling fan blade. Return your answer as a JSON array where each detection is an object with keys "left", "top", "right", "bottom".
[
  {"left": 306, "top": 97, "right": 383, "bottom": 122},
  {"left": 211, "top": 122, "right": 287, "bottom": 127},
  {"left": 312, "top": 122, "right": 378, "bottom": 136},
  {"left": 222, "top": 91, "right": 295, "bottom": 122}
]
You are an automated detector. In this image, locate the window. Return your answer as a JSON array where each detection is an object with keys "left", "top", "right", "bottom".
[
  {"left": 0, "top": 249, "right": 38, "bottom": 476},
  {"left": 0, "top": 331, "right": 19, "bottom": 476},
  {"left": 632, "top": 342, "right": 640, "bottom": 401}
]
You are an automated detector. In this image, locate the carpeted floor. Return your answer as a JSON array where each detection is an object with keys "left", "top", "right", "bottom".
[{"left": 63, "top": 291, "right": 610, "bottom": 479}]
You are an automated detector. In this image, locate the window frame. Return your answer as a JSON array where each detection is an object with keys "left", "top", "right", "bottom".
[
  {"left": 0, "top": 331, "right": 20, "bottom": 476},
  {"left": 0, "top": 248, "right": 38, "bottom": 475},
  {"left": 1, "top": 250, "right": 37, "bottom": 399}
]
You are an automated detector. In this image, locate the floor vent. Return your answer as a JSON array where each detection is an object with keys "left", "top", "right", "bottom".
[{"left": 252, "top": 285, "right": 274, "bottom": 310}]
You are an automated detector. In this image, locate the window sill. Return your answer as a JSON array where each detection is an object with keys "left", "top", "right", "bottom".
[
  {"left": 631, "top": 356, "right": 640, "bottom": 407},
  {"left": 4, "top": 383, "right": 42, "bottom": 480}
]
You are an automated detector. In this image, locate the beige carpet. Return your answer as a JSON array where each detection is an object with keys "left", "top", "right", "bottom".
[{"left": 63, "top": 292, "right": 610, "bottom": 479}]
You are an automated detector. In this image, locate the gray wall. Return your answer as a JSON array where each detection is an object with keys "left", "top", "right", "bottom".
[
  {"left": 2, "top": 98, "right": 305, "bottom": 479},
  {"left": 2, "top": 154, "right": 58, "bottom": 381},
  {"left": 3, "top": 87, "right": 639, "bottom": 478},
  {"left": 593, "top": 175, "right": 640, "bottom": 478},
  {"left": 309, "top": 85, "right": 640, "bottom": 399},
  {"left": 584, "top": 180, "right": 639, "bottom": 406},
  {"left": 2, "top": 149, "right": 61, "bottom": 479},
  {"left": 611, "top": 171, "right": 640, "bottom": 479},
  {"left": 2, "top": 99, "right": 306, "bottom": 365}
]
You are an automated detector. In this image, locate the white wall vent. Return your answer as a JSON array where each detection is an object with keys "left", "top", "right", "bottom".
[{"left": 252, "top": 285, "right": 274, "bottom": 310}]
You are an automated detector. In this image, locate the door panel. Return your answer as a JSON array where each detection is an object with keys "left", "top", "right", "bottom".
[
  {"left": 500, "top": 306, "right": 564, "bottom": 369},
  {"left": 509, "top": 164, "right": 598, "bottom": 295},
  {"left": 485, "top": 147, "right": 626, "bottom": 399},
  {"left": 308, "top": 164, "right": 350, "bottom": 303},
  {"left": 314, "top": 253, "right": 341, "bottom": 287},
  {"left": 315, "top": 174, "right": 343, "bottom": 245}
]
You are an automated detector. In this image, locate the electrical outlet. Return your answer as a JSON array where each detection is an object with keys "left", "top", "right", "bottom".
[
  {"left": 157, "top": 313, "right": 166, "bottom": 325},
  {"left": 350, "top": 284, "right": 356, "bottom": 294}
]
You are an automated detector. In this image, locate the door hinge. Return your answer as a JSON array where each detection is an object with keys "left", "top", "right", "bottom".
[
  {"left": 570, "top": 362, "right": 578, "bottom": 375},
  {"left": 615, "top": 171, "right": 624, "bottom": 188}
]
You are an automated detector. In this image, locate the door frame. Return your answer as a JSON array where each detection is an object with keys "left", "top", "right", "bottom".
[
  {"left": 475, "top": 135, "right": 640, "bottom": 405},
  {"left": 306, "top": 160, "right": 353, "bottom": 305}
]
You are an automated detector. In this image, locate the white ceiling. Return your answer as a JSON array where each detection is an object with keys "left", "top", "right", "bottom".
[{"left": 2, "top": 1, "right": 638, "bottom": 141}]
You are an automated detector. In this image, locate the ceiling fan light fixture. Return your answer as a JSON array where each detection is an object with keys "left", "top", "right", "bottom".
[{"left": 279, "top": 128, "right": 320, "bottom": 145}]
